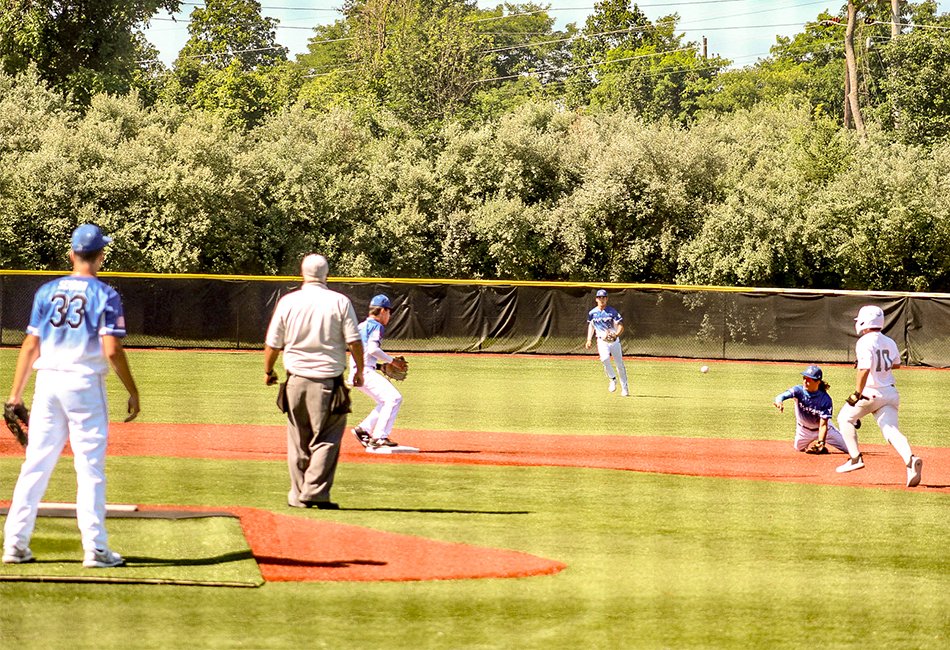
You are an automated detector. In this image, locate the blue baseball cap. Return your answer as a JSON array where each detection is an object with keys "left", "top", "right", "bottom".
[
  {"left": 595, "top": 289, "right": 608, "bottom": 297},
  {"left": 370, "top": 294, "right": 392, "bottom": 309},
  {"left": 802, "top": 365, "right": 823, "bottom": 381},
  {"left": 71, "top": 224, "right": 112, "bottom": 253}
]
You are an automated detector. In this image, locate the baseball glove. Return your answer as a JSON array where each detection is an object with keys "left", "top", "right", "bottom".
[
  {"left": 845, "top": 391, "right": 865, "bottom": 406},
  {"left": 3, "top": 402, "right": 29, "bottom": 447},
  {"left": 603, "top": 331, "right": 618, "bottom": 343},
  {"left": 804, "top": 439, "right": 828, "bottom": 455},
  {"left": 380, "top": 356, "right": 408, "bottom": 381}
]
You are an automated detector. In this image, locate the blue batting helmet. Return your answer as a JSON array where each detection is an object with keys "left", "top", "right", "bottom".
[
  {"left": 802, "top": 365, "right": 823, "bottom": 381},
  {"left": 370, "top": 294, "right": 392, "bottom": 309}
]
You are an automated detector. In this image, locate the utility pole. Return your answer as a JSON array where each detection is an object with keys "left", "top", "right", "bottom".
[
  {"left": 891, "top": 0, "right": 901, "bottom": 38},
  {"left": 702, "top": 36, "right": 707, "bottom": 60}
]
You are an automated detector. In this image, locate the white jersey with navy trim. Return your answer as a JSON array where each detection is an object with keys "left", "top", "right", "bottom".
[{"left": 28, "top": 275, "right": 127, "bottom": 375}]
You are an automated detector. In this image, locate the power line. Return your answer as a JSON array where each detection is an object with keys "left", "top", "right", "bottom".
[
  {"left": 136, "top": 44, "right": 288, "bottom": 65},
  {"left": 473, "top": 46, "right": 697, "bottom": 84},
  {"left": 179, "top": 1, "right": 339, "bottom": 11},
  {"left": 150, "top": 16, "right": 319, "bottom": 30},
  {"left": 478, "top": 21, "right": 677, "bottom": 55}
]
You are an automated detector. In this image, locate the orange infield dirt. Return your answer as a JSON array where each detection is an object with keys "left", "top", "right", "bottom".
[{"left": 2, "top": 425, "right": 948, "bottom": 583}]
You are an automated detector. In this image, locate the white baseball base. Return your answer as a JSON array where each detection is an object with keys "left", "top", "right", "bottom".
[{"left": 365, "top": 445, "right": 420, "bottom": 454}]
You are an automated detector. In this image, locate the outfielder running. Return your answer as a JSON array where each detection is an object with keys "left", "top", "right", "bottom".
[
  {"left": 586, "top": 289, "right": 629, "bottom": 397},
  {"left": 3, "top": 224, "right": 139, "bottom": 568},
  {"left": 350, "top": 294, "right": 407, "bottom": 450},
  {"left": 773, "top": 365, "right": 848, "bottom": 454},
  {"left": 835, "top": 305, "right": 923, "bottom": 487}
]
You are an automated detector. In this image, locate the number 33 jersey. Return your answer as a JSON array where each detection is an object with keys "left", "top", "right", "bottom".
[
  {"left": 855, "top": 331, "right": 900, "bottom": 388},
  {"left": 27, "top": 275, "right": 127, "bottom": 375}
]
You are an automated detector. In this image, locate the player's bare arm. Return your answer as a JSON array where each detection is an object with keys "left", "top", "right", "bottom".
[
  {"left": 102, "top": 335, "right": 140, "bottom": 422},
  {"left": 263, "top": 345, "right": 281, "bottom": 385},
  {"left": 7, "top": 334, "right": 40, "bottom": 404},
  {"left": 348, "top": 340, "right": 365, "bottom": 387},
  {"left": 585, "top": 323, "right": 595, "bottom": 349},
  {"left": 614, "top": 323, "right": 624, "bottom": 338},
  {"left": 854, "top": 368, "right": 870, "bottom": 394}
]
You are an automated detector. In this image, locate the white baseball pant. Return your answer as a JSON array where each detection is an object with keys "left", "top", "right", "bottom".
[
  {"left": 793, "top": 421, "right": 848, "bottom": 453},
  {"left": 596, "top": 338, "right": 629, "bottom": 390},
  {"left": 351, "top": 368, "right": 402, "bottom": 439},
  {"left": 3, "top": 370, "right": 111, "bottom": 553},
  {"left": 837, "top": 385, "right": 913, "bottom": 464}
]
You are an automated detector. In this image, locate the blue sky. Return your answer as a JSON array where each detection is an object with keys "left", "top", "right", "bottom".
[{"left": 144, "top": 1, "right": 950, "bottom": 68}]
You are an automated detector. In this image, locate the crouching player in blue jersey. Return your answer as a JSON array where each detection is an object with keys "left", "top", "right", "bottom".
[
  {"left": 3, "top": 224, "right": 139, "bottom": 568},
  {"left": 773, "top": 365, "right": 847, "bottom": 454}
]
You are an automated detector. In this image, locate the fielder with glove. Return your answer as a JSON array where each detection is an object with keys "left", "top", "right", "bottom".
[
  {"left": 773, "top": 365, "right": 849, "bottom": 454},
  {"left": 348, "top": 294, "right": 411, "bottom": 451},
  {"left": 3, "top": 401, "right": 29, "bottom": 447},
  {"left": 585, "top": 289, "right": 629, "bottom": 397}
]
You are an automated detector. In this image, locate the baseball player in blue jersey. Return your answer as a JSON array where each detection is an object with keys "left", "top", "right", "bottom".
[
  {"left": 350, "top": 294, "right": 406, "bottom": 450},
  {"left": 586, "top": 289, "right": 629, "bottom": 397},
  {"left": 3, "top": 224, "right": 139, "bottom": 568},
  {"left": 835, "top": 305, "right": 923, "bottom": 487},
  {"left": 773, "top": 365, "right": 848, "bottom": 454}
]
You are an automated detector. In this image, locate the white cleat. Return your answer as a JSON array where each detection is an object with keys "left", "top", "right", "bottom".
[
  {"left": 621, "top": 387, "right": 630, "bottom": 397},
  {"left": 836, "top": 454, "right": 865, "bottom": 474},
  {"left": 83, "top": 548, "right": 125, "bottom": 568},
  {"left": 906, "top": 456, "right": 923, "bottom": 488},
  {"left": 2, "top": 546, "right": 34, "bottom": 564},
  {"left": 608, "top": 379, "right": 617, "bottom": 393}
]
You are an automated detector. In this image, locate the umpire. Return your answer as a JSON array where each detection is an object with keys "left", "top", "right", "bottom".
[{"left": 264, "top": 254, "right": 364, "bottom": 509}]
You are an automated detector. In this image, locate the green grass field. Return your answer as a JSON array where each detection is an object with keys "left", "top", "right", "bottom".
[{"left": 1, "top": 349, "right": 948, "bottom": 648}]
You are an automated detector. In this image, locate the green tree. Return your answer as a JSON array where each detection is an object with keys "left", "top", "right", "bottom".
[
  {"left": 463, "top": 4, "right": 574, "bottom": 121},
  {"left": 555, "top": 113, "right": 723, "bottom": 283},
  {"left": 677, "top": 103, "right": 853, "bottom": 289},
  {"left": 724, "top": 11, "right": 848, "bottom": 120},
  {"left": 873, "top": 5, "right": 950, "bottom": 144},
  {"left": 358, "top": 0, "right": 492, "bottom": 126},
  {"left": 564, "top": 2, "right": 726, "bottom": 122},
  {"left": 165, "top": 0, "right": 290, "bottom": 128},
  {"left": 812, "top": 138, "right": 950, "bottom": 291},
  {"left": 564, "top": 0, "right": 652, "bottom": 106},
  {"left": 0, "top": 0, "right": 180, "bottom": 105},
  {"left": 297, "top": 0, "right": 495, "bottom": 128}
]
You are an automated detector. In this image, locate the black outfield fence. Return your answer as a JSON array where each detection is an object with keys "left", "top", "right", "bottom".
[{"left": 3, "top": 271, "right": 950, "bottom": 367}]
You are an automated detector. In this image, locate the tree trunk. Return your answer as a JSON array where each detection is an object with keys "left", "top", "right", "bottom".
[
  {"left": 843, "top": 59, "right": 853, "bottom": 129},
  {"left": 844, "top": 1, "right": 866, "bottom": 138}
]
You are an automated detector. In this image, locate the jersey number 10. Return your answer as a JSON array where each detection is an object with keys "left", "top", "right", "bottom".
[{"left": 873, "top": 349, "right": 893, "bottom": 372}]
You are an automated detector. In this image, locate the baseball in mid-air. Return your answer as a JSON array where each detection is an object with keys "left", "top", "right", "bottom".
[{"left": 700, "top": 365, "right": 709, "bottom": 373}]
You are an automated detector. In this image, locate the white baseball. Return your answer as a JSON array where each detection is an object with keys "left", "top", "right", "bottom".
[{"left": 700, "top": 365, "right": 709, "bottom": 373}]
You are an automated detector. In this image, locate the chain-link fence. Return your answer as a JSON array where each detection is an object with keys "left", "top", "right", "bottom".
[{"left": 3, "top": 272, "right": 950, "bottom": 367}]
